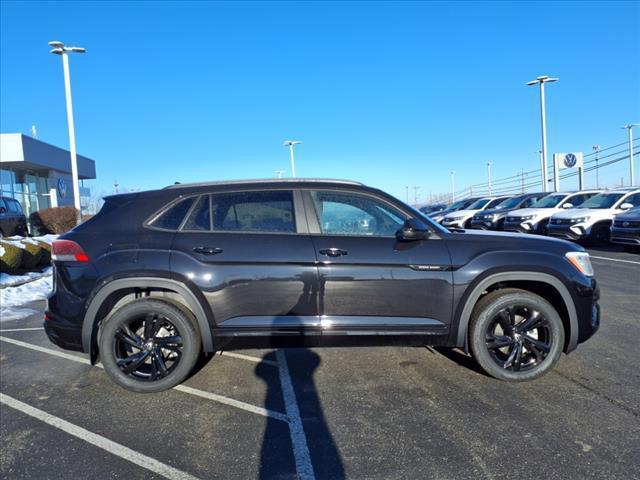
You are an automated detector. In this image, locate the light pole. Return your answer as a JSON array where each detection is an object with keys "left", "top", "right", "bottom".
[
  {"left": 592, "top": 145, "right": 600, "bottom": 188},
  {"left": 449, "top": 170, "right": 455, "bottom": 203},
  {"left": 283, "top": 140, "right": 301, "bottom": 178},
  {"left": 527, "top": 75, "right": 559, "bottom": 193},
  {"left": 49, "top": 41, "right": 85, "bottom": 224},
  {"left": 405, "top": 186, "right": 409, "bottom": 204},
  {"left": 486, "top": 162, "right": 493, "bottom": 195},
  {"left": 622, "top": 124, "right": 639, "bottom": 186}
]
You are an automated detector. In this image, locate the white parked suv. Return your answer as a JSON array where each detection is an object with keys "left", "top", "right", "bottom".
[
  {"left": 547, "top": 188, "right": 640, "bottom": 244},
  {"left": 503, "top": 190, "right": 601, "bottom": 235},
  {"left": 441, "top": 196, "right": 511, "bottom": 229}
]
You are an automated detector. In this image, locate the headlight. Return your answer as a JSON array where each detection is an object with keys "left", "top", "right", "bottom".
[
  {"left": 572, "top": 216, "right": 590, "bottom": 224},
  {"left": 566, "top": 251, "right": 594, "bottom": 276},
  {"left": 519, "top": 215, "right": 537, "bottom": 221}
]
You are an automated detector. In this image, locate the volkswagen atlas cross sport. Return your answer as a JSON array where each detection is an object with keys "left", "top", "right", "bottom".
[
  {"left": 45, "top": 179, "right": 600, "bottom": 393},
  {"left": 548, "top": 188, "right": 640, "bottom": 244},
  {"left": 503, "top": 190, "right": 601, "bottom": 235},
  {"left": 440, "top": 195, "right": 512, "bottom": 229},
  {"left": 610, "top": 206, "right": 640, "bottom": 250},
  {"left": 469, "top": 192, "right": 548, "bottom": 231}
]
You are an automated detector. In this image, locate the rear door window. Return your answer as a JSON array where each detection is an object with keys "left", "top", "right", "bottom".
[{"left": 212, "top": 190, "right": 295, "bottom": 233}]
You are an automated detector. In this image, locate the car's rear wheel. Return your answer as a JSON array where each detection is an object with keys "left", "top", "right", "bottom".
[
  {"left": 99, "top": 299, "right": 201, "bottom": 393},
  {"left": 469, "top": 288, "right": 564, "bottom": 381}
]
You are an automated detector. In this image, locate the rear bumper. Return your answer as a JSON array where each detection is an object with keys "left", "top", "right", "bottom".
[{"left": 44, "top": 311, "right": 84, "bottom": 352}]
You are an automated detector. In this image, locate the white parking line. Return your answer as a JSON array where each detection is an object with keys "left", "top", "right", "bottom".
[
  {"left": 220, "top": 351, "right": 279, "bottom": 367},
  {"left": 0, "top": 393, "right": 200, "bottom": 480},
  {"left": 276, "top": 349, "right": 315, "bottom": 480},
  {"left": 590, "top": 255, "right": 640, "bottom": 265},
  {"left": 0, "top": 335, "right": 288, "bottom": 422},
  {"left": 0, "top": 327, "right": 45, "bottom": 332}
]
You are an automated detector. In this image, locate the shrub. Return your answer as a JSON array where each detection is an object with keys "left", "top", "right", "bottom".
[
  {"left": 19, "top": 241, "right": 43, "bottom": 269},
  {"left": 34, "top": 239, "right": 52, "bottom": 265},
  {"left": 30, "top": 207, "right": 78, "bottom": 234},
  {"left": 0, "top": 241, "right": 24, "bottom": 274}
]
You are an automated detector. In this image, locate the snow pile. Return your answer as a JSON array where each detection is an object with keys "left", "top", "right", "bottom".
[
  {"left": 0, "top": 274, "right": 52, "bottom": 321},
  {"left": 0, "top": 266, "right": 52, "bottom": 287}
]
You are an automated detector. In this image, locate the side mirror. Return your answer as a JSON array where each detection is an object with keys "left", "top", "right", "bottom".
[
  {"left": 620, "top": 202, "right": 634, "bottom": 211},
  {"left": 397, "top": 218, "right": 430, "bottom": 241},
  {"left": 562, "top": 203, "right": 573, "bottom": 209}
]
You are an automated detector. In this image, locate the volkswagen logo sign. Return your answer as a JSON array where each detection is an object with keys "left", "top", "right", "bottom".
[
  {"left": 623, "top": 221, "right": 630, "bottom": 227},
  {"left": 57, "top": 178, "right": 68, "bottom": 198},
  {"left": 564, "top": 153, "right": 577, "bottom": 168}
]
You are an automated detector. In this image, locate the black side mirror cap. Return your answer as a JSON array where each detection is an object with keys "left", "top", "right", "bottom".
[{"left": 396, "top": 218, "right": 430, "bottom": 241}]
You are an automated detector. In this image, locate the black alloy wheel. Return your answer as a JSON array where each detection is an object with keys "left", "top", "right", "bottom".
[
  {"left": 485, "top": 305, "right": 551, "bottom": 372},
  {"left": 114, "top": 313, "right": 183, "bottom": 381},
  {"left": 100, "top": 299, "right": 201, "bottom": 393},
  {"left": 469, "top": 288, "right": 564, "bottom": 381}
]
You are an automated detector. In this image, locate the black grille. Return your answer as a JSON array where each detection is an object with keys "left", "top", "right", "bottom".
[{"left": 614, "top": 220, "right": 640, "bottom": 228}]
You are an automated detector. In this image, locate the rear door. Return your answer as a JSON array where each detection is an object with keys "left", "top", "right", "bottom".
[
  {"left": 170, "top": 189, "right": 320, "bottom": 328},
  {"left": 303, "top": 189, "right": 453, "bottom": 331}
]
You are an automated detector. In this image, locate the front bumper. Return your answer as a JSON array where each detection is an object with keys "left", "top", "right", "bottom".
[
  {"left": 547, "top": 224, "right": 591, "bottom": 241},
  {"left": 573, "top": 277, "right": 600, "bottom": 346},
  {"left": 610, "top": 227, "right": 640, "bottom": 245},
  {"left": 470, "top": 219, "right": 498, "bottom": 230},
  {"left": 503, "top": 221, "right": 535, "bottom": 234}
]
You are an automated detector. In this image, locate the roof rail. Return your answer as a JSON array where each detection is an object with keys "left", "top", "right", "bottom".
[{"left": 164, "top": 178, "right": 365, "bottom": 189}]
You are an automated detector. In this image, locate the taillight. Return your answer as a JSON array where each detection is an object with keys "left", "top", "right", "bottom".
[{"left": 52, "top": 240, "right": 89, "bottom": 262}]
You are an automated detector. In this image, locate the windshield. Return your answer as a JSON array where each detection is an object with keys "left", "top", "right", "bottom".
[
  {"left": 495, "top": 195, "right": 527, "bottom": 209},
  {"left": 578, "top": 193, "right": 625, "bottom": 209},
  {"left": 466, "top": 198, "right": 491, "bottom": 210},
  {"left": 531, "top": 194, "right": 565, "bottom": 208}
]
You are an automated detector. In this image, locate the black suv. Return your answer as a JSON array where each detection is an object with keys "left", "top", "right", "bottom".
[
  {"left": 45, "top": 179, "right": 600, "bottom": 392},
  {"left": 0, "top": 196, "right": 28, "bottom": 237}
]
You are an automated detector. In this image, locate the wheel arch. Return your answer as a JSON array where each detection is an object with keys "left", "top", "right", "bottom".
[
  {"left": 455, "top": 271, "right": 578, "bottom": 353},
  {"left": 82, "top": 277, "right": 214, "bottom": 363}
]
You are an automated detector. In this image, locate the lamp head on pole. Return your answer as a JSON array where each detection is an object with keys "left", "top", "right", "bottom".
[
  {"left": 621, "top": 124, "right": 640, "bottom": 130},
  {"left": 526, "top": 75, "right": 559, "bottom": 86},
  {"left": 48, "top": 41, "right": 86, "bottom": 55},
  {"left": 283, "top": 140, "right": 302, "bottom": 147}
]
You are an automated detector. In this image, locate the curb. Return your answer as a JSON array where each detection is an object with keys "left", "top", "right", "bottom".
[{"left": 0, "top": 270, "right": 52, "bottom": 290}]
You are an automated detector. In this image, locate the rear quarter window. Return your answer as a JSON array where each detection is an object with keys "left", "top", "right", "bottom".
[{"left": 148, "top": 197, "right": 195, "bottom": 230}]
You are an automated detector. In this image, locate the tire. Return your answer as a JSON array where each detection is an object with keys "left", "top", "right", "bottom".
[
  {"left": 469, "top": 288, "right": 564, "bottom": 382},
  {"left": 589, "top": 224, "right": 610, "bottom": 246},
  {"left": 99, "top": 299, "right": 201, "bottom": 393}
]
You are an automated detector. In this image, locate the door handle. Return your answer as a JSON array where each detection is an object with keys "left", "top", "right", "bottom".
[
  {"left": 193, "top": 247, "right": 223, "bottom": 255},
  {"left": 319, "top": 248, "right": 348, "bottom": 257}
]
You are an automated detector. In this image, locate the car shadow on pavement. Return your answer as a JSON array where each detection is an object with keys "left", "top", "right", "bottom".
[
  {"left": 432, "top": 347, "right": 491, "bottom": 378},
  {"left": 255, "top": 348, "right": 346, "bottom": 480}
]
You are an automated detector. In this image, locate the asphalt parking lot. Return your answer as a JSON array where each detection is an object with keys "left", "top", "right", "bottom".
[{"left": 1, "top": 247, "right": 639, "bottom": 480}]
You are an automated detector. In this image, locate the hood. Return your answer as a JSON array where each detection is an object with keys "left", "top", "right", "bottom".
[
  {"left": 507, "top": 207, "right": 557, "bottom": 217},
  {"left": 615, "top": 209, "right": 640, "bottom": 221},
  {"left": 444, "top": 229, "right": 580, "bottom": 264},
  {"left": 444, "top": 209, "right": 478, "bottom": 218},
  {"left": 475, "top": 208, "right": 510, "bottom": 217},
  {"left": 551, "top": 208, "right": 597, "bottom": 219}
]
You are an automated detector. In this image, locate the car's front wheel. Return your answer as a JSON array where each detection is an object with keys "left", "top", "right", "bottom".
[
  {"left": 469, "top": 288, "right": 564, "bottom": 381},
  {"left": 99, "top": 299, "right": 201, "bottom": 393}
]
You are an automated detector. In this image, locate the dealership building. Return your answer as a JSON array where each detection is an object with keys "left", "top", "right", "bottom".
[{"left": 0, "top": 133, "right": 96, "bottom": 217}]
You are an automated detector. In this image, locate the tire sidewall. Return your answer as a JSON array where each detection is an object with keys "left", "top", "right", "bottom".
[
  {"left": 470, "top": 291, "right": 564, "bottom": 382},
  {"left": 99, "top": 299, "right": 201, "bottom": 393}
]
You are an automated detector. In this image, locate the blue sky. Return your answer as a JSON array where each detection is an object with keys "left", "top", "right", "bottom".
[{"left": 1, "top": 1, "right": 638, "bottom": 203}]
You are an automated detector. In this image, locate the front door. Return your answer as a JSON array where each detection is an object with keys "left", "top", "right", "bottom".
[
  {"left": 302, "top": 189, "right": 453, "bottom": 331},
  {"left": 170, "top": 189, "right": 320, "bottom": 328}
]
